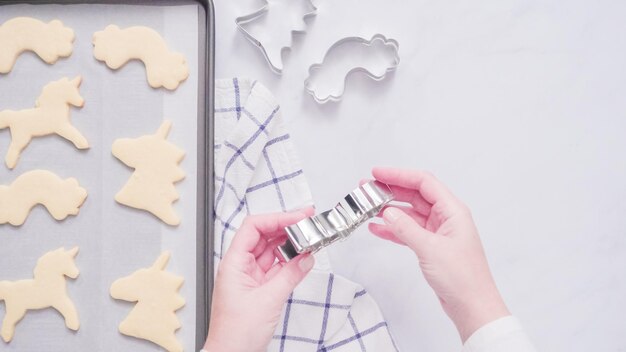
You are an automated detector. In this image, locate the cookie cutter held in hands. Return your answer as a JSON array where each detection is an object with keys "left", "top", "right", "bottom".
[
  {"left": 276, "top": 181, "right": 394, "bottom": 262},
  {"left": 304, "top": 34, "right": 400, "bottom": 104},
  {"left": 235, "top": 0, "right": 317, "bottom": 74}
]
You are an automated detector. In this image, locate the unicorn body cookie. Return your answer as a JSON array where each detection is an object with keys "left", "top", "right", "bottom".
[
  {"left": 0, "top": 247, "right": 80, "bottom": 342},
  {"left": 0, "top": 76, "right": 87, "bottom": 169},
  {"left": 112, "top": 121, "right": 185, "bottom": 226},
  {"left": 0, "top": 170, "right": 87, "bottom": 226},
  {"left": 93, "top": 25, "right": 189, "bottom": 90},
  {"left": 110, "top": 252, "right": 185, "bottom": 352},
  {"left": 0, "top": 17, "right": 74, "bottom": 74}
]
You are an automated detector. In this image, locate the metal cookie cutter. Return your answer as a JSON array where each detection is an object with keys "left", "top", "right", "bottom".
[
  {"left": 235, "top": 0, "right": 317, "bottom": 74},
  {"left": 304, "top": 34, "right": 400, "bottom": 104},
  {"left": 276, "top": 181, "right": 394, "bottom": 262}
]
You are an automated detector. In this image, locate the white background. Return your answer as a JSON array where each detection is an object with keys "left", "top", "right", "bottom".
[{"left": 215, "top": 0, "right": 626, "bottom": 351}]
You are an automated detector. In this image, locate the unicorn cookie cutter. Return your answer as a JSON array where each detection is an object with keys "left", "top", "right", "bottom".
[
  {"left": 235, "top": 0, "right": 317, "bottom": 74},
  {"left": 304, "top": 34, "right": 400, "bottom": 104},
  {"left": 276, "top": 181, "right": 394, "bottom": 262}
]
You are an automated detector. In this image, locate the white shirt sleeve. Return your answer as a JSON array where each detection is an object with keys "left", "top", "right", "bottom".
[{"left": 461, "top": 316, "right": 537, "bottom": 352}]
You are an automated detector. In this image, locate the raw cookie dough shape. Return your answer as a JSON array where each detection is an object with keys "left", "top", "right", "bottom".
[
  {"left": 93, "top": 25, "right": 189, "bottom": 90},
  {"left": 112, "top": 121, "right": 185, "bottom": 226},
  {"left": 110, "top": 251, "right": 185, "bottom": 352},
  {"left": 0, "top": 76, "right": 87, "bottom": 169},
  {"left": 0, "top": 170, "right": 88, "bottom": 226},
  {"left": 0, "top": 247, "right": 80, "bottom": 343},
  {"left": 0, "top": 17, "right": 74, "bottom": 74}
]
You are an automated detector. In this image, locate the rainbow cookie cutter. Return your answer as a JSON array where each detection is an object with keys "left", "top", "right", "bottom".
[
  {"left": 304, "top": 34, "right": 400, "bottom": 104},
  {"left": 276, "top": 181, "right": 394, "bottom": 262}
]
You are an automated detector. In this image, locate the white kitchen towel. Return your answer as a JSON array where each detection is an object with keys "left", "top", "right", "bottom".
[{"left": 214, "top": 78, "right": 398, "bottom": 351}]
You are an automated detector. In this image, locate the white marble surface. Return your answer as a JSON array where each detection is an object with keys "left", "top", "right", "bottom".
[{"left": 214, "top": 0, "right": 626, "bottom": 350}]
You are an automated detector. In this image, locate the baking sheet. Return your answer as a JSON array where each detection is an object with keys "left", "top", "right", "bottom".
[{"left": 0, "top": 3, "right": 202, "bottom": 351}]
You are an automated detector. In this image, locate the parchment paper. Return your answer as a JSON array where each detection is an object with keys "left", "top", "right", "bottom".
[{"left": 0, "top": 3, "right": 200, "bottom": 351}]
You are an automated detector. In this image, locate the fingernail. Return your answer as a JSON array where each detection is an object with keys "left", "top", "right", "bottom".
[
  {"left": 298, "top": 255, "right": 315, "bottom": 272},
  {"left": 383, "top": 207, "right": 402, "bottom": 224}
]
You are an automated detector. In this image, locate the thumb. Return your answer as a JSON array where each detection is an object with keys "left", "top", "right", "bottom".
[
  {"left": 263, "top": 254, "right": 315, "bottom": 302},
  {"left": 383, "top": 207, "right": 433, "bottom": 256}
]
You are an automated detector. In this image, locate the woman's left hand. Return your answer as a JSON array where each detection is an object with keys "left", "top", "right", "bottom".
[{"left": 204, "top": 209, "right": 316, "bottom": 352}]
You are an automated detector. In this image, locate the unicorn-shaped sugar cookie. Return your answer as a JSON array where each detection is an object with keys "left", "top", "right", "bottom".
[
  {"left": 0, "top": 170, "right": 88, "bottom": 226},
  {"left": 110, "top": 251, "right": 185, "bottom": 352},
  {"left": 93, "top": 25, "right": 189, "bottom": 90},
  {"left": 0, "top": 247, "right": 80, "bottom": 342},
  {"left": 112, "top": 120, "right": 185, "bottom": 226},
  {"left": 0, "top": 76, "right": 88, "bottom": 169},
  {"left": 0, "top": 17, "right": 74, "bottom": 74}
]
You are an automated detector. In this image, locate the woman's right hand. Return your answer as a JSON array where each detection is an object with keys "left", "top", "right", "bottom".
[{"left": 368, "top": 167, "right": 511, "bottom": 342}]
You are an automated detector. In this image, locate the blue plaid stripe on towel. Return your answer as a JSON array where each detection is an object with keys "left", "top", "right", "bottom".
[{"left": 214, "top": 78, "right": 399, "bottom": 352}]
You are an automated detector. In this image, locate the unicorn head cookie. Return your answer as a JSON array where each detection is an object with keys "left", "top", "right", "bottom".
[
  {"left": 112, "top": 121, "right": 185, "bottom": 226},
  {"left": 110, "top": 251, "right": 185, "bottom": 352}
]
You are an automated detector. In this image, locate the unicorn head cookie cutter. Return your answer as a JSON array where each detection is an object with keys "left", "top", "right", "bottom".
[
  {"left": 276, "top": 181, "right": 394, "bottom": 262},
  {"left": 235, "top": 0, "right": 317, "bottom": 74}
]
